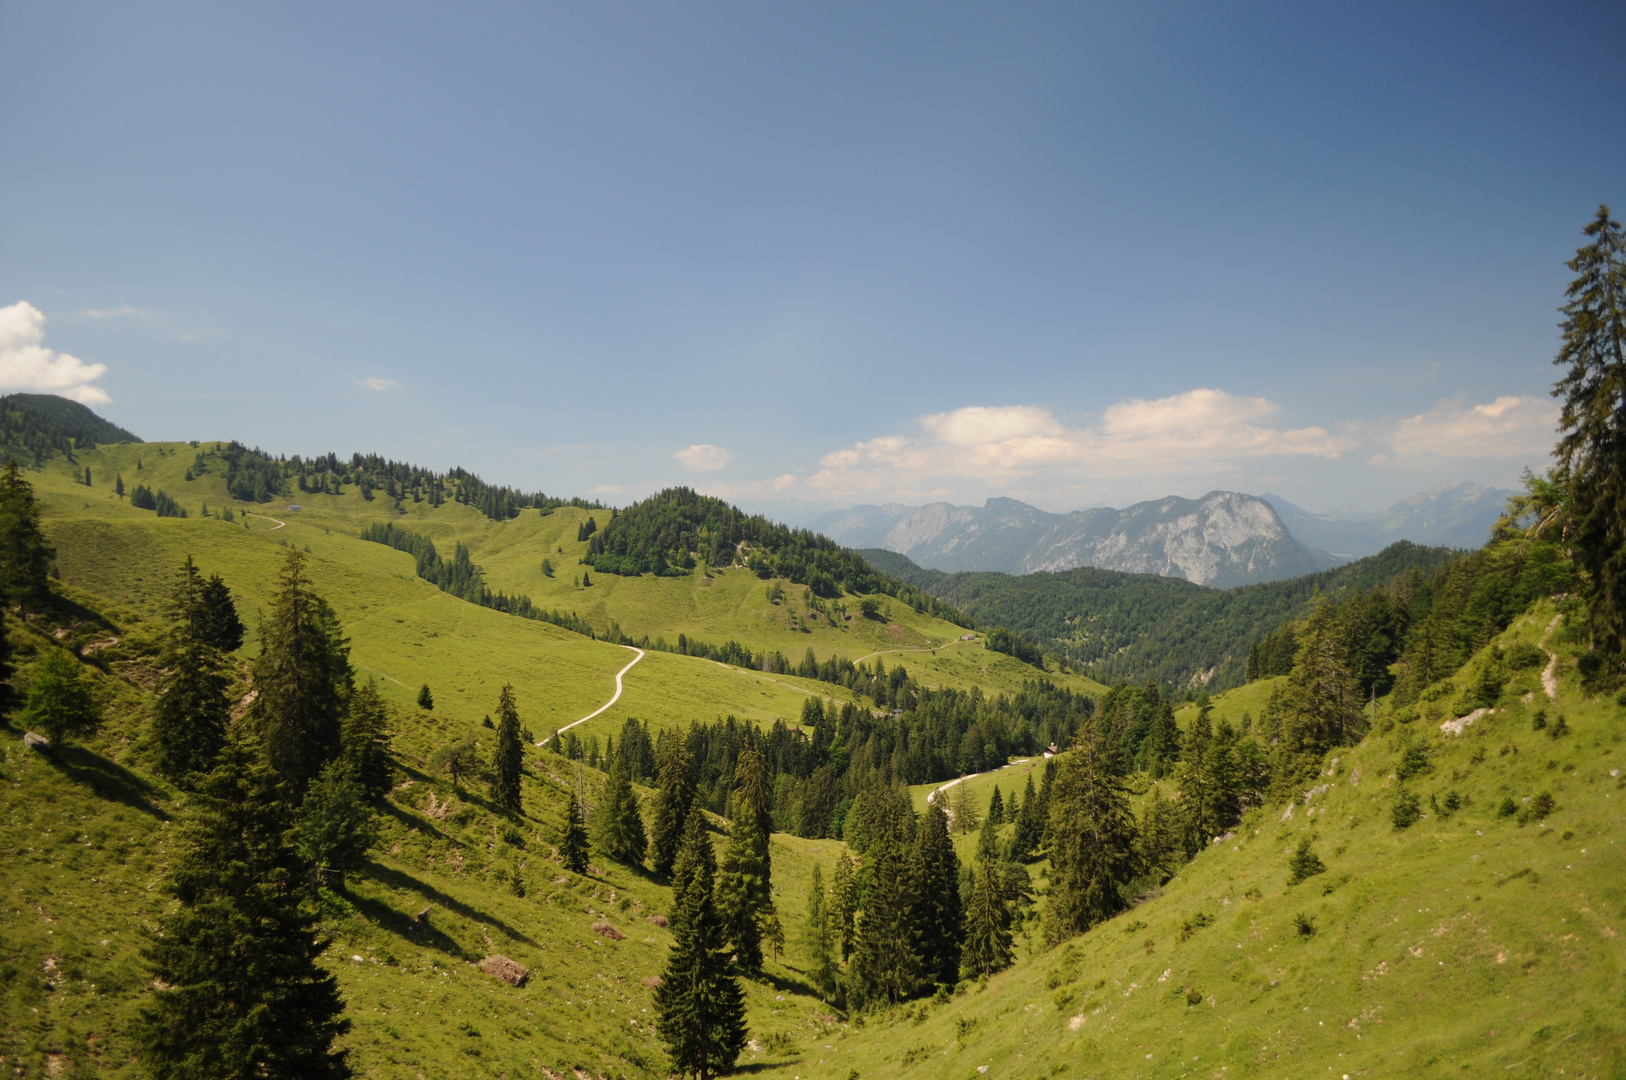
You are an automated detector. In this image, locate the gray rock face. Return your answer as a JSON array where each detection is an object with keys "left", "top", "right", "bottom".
[{"left": 811, "top": 491, "right": 1324, "bottom": 587}]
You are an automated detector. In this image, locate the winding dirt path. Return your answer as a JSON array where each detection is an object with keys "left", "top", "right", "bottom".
[
  {"left": 927, "top": 757, "right": 1033, "bottom": 824},
  {"left": 243, "top": 512, "right": 287, "bottom": 530},
  {"left": 541, "top": 645, "right": 645, "bottom": 744},
  {"left": 1540, "top": 614, "right": 1562, "bottom": 701}
]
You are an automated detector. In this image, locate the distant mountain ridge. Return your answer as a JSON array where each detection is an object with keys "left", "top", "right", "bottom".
[
  {"left": 1261, "top": 482, "right": 1513, "bottom": 558},
  {"left": 810, "top": 490, "right": 1325, "bottom": 587}
]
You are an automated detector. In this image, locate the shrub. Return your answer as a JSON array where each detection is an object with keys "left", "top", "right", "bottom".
[
  {"left": 1287, "top": 836, "right": 1326, "bottom": 885},
  {"left": 1497, "top": 796, "right": 1518, "bottom": 818},
  {"left": 1294, "top": 913, "right": 1316, "bottom": 937},
  {"left": 1391, "top": 789, "right": 1422, "bottom": 830},
  {"left": 1506, "top": 642, "right": 1546, "bottom": 669},
  {"left": 1531, "top": 709, "right": 1547, "bottom": 731},
  {"left": 1185, "top": 987, "right": 1203, "bottom": 1005},
  {"left": 1396, "top": 743, "right": 1429, "bottom": 782},
  {"left": 1548, "top": 714, "right": 1569, "bottom": 738},
  {"left": 1518, "top": 791, "right": 1555, "bottom": 825}
]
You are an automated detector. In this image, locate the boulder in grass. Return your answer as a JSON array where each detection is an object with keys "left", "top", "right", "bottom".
[
  {"left": 23, "top": 732, "right": 52, "bottom": 755},
  {"left": 592, "top": 920, "right": 625, "bottom": 940},
  {"left": 478, "top": 955, "right": 529, "bottom": 986},
  {"left": 645, "top": 914, "right": 669, "bottom": 928}
]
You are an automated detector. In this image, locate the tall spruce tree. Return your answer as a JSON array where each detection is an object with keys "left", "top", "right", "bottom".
[
  {"left": 561, "top": 793, "right": 590, "bottom": 873},
  {"left": 654, "top": 808, "right": 747, "bottom": 1080},
  {"left": 831, "top": 853, "right": 857, "bottom": 962},
  {"left": 849, "top": 837, "right": 923, "bottom": 1005},
  {"left": 716, "top": 745, "right": 773, "bottom": 969},
  {"left": 1274, "top": 600, "right": 1362, "bottom": 795},
  {"left": 416, "top": 683, "right": 434, "bottom": 711},
  {"left": 196, "top": 573, "right": 246, "bottom": 652},
  {"left": 1010, "top": 773, "right": 1043, "bottom": 861},
  {"left": 1175, "top": 701, "right": 1218, "bottom": 857},
  {"left": 0, "top": 462, "right": 54, "bottom": 612},
  {"left": 151, "top": 619, "right": 231, "bottom": 785},
  {"left": 490, "top": 684, "right": 524, "bottom": 813},
  {"left": 960, "top": 861, "right": 1013, "bottom": 980},
  {"left": 295, "top": 760, "right": 376, "bottom": 893},
  {"left": 651, "top": 730, "right": 697, "bottom": 876},
  {"left": 1135, "top": 785, "right": 1181, "bottom": 882},
  {"left": 987, "top": 784, "right": 1005, "bottom": 825},
  {"left": 802, "top": 863, "right": 836, "bottom": 998},
  {"left": 21, "top": 648, "right": 101, "bottom": 749},
  {"left": 248, "top": 548, "right": 352, "bottom": 799},
  {"left": 135, "top": 735, "right": 351, "bottom": 1079},
  {"left": 910, "top": 802, "right": 963, "bottom": 989},
  {"left": 339, "top": 679, "right": 393, "bottom": 802},
  {"left": 1144, "top": 699, "right": 1181, "bottom": 779},
  {"left": 1553, "top": 205, "right": 1626, "bottom": 676},
  {"left": 594, "top": 766, "right": 648, "bottom": 866},
  {"left": 1046, "top": 733, "right": 1137, "bottom": 942}
]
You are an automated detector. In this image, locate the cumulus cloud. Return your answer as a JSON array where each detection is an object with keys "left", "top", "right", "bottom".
[
  {"left": 1373, "top": 395, "right": 1558, "bottom": 469},
  {"left": 0, "top": 301, "right": 111, "bottom": 405},
  {"left": 807, "top": 389, "right": 1351, "bottom": 501},
  {"left": 675, "top": 444, "right": 733, "bottom": 472},
  {"left": 357, "top": 376, "right": 401, "bottom": 392}
]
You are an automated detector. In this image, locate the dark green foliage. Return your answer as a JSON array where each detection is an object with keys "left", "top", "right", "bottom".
[
  {"left": 831, "top": 854, "right": 857, "bottom": 962},
  {"left": 911, "top": 803, "right": 963, "bottom": 988},
  {"left": 985, "top": 626, "right": 1045, "bottom": 668},
  {"left": 651, "top": 732, "right": 697, "bottom": 877},
  {"left": 613, "top": 717, "right": 657, "bottom": 780},
  {"left": 1010, "top": 773, "right": 1043, "bottom": 860},
  {"left": 416, "top": 683, "right": 434, "bottom": 710},
  {"left": 1294, "top": 912, "right": 1316, "bottom": 937},
  {"left": 1395, "top": 739, "right": 1430, "bottom": 782},
  {"left": 1046, "top": 734, "right": 1137, "bottom": 941},
  {"left": 1497, "top": 795, "right": 1518, "bottom": 818},
  {"left": 1506, "top": 642, "right": 1547, "bottom": 669},
  {"left": 987, "top": 784, "right": 1004, "bottom": 826},
  {"left": 0, "top": 462, "right": 55, "bottom": 610},
  {"left": 339, "top": 680, "right": 393, "bottom": 802},
  {"left": 960, "top": 861, "right": 1013, "bottom": 980},
  {"left": 880, "top": 542, "right": 1455, "bottom": 691},
  {"left": 21, "top": 648, "right": 101, "bottom": 748},
  {"left": 1469, "top": 660, "right": 1505, "bottom": 710},
  {"left": 716, "top": 745, "right": 773, "bottom": 969},
  {"left": 195, "top": 573, "right": 246, "bottom": 651},
  {"left": 131, "top": 484, "right": 187, "bottom": 517},
  {"left": 247, "top": 548, "right": 353, "bottom": 800},
  {"left": 593, "top": 766, "right": 648, "bottom": 866},
  {"left": 295, "top": 761, "right": 377, "bottom": 890},
  {"left": 135, "top": 736, "right": 350, "bottom": 1079},
  {"left": 429, "top": 739, "right": 482, "bottom": 787},
  {"left": 803, "top": 863, "right": 837, "bottom": 998},
  {"left": 1549, "top": 713, "right": 1570, "bottom": 738},
  {"left": 151, "top": 628, "right": 231, "bottom": 785},
  {"left": 489, "top": 684, "right": 524, "bottom": 813},
  {"left": 1135, "top": 786, "right": 1180, "bottom": 881},
  {"left": 1391, "top": 788, "right": 1422, "bottom": 830},
  {"left": 561, "top": 794, "right": 589, "bottom": 873},
  {"left": 1552, "top": 205, "right": 1626, "bottom": 677},
  {"left": 849, "top": 837, "right": 923, "bottom": 1005},
  {"left": 1518, "top": 791, "right": 1556, "bottom": 825},
  {"left": 115, "top": 473, "right": 124, "bottom": 497},
  {"left": 1287, "top": 836, "right": 1326, "bottom": 885},
  {"left": 654, "top": 808, "right": 747, "bottom": 1080},
  {"left": 0, "top": 392, "right": 139, "bottom": 468}
]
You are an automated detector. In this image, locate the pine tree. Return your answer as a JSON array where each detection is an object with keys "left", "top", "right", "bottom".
[
  {"left": 416, "top": 683, "right": 434, "bottom": 710},
  {"left": 1274, "top": 600, "right": 1363, "bottom": 795},
  {"left": 1287, "top": 835, "right": 1326, "bottom": 885},
  {"left": 1135, "top": 785, "right": 1181, "bottom": 881},
  {"left": 248, "top": 549, "right": 352, "bottom": 799},
  {"left": 987, "top": 784, "right": 1005, "bottom": 825},
  {"left": 0, "top": 462, "right": 55, "bottom": 611},
  {"left": 83, "top": 466, "right": 91, "bottom": 486},
  {"left": 22, "top": 648, "right": 101, "bottom": 749},
  {"left": 949, "top": 780, "right": 981, "bottom": 835},
  {"left": 1046, "top": 733, "right": 1137, "bottom": 942},
  {"left": 115, "top": 473, "right": 125, "bottom": 498},
  {"left": 716, "top": 745, "right": 773, "bottom": 969},
  {"left": 1553, "top": 205, "right": 1626, "bottom": 675},
  {"left": 1175, "top": 701, "right": 1217, "bottom": 858},
  {"left": 802, "top": 863, "right": 836, "bottom": 998},
  {"left": 910, "top": 802, "right": 963, "bottom": 989},
  {"left": 429, "top": 738, "right": 481, "bottom": 787},
  {"left": 151, "top": 616, "right": 231, "bottom": 784},
  {"left": 490, "top": 684, "right": 524, "bottom": 813},
  {"left": 295, "top": 761, "right": 376, "bottom": 892},
  {"left": 135, "top": 736, "right": 351, "bottom": 1079},
  {"left": 196, "top": 573, "right": 246, "bottom": 652},
  {"left": 831, "top": 853, "right": 857, "bottom": 962},
  {"left": 651, "top": 731, "right": 697, "bottom": 877},
  {"left": 1144, "top": 699, "right": 1181, "bottom": 779},
  {"left": 849, "top": 837, "right": 923, "bottom": 1005},
  {"left": 654, "top": 808, "right": 747, "bottom": 1080},
  {"left": 1010, "top": 773, "right": 1043, "bottom": 861},
  {"left": 593, "top": 766, "right": 648, "bottom": 866},
  {"left": 960, "top": 862, "right": 1013, "bottom": 980},
  {"left": 339, "top": 679, "right": 393, "bottom": 802},
  {"left": 561, "top": 794, "right": 589, "bottom": 874}
]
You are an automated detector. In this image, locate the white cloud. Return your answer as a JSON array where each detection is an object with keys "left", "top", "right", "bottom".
[
  {"left": 1373, "top": 395, "right": 1558, "bottom": 469},
  {"left": 807, "top": 389, "right": 1352, "bottom": 502},
  {"left": 80, "top": 305, "right": 153, "bottom": 321},
  {"left": 357, "top": 376, "right": 401, "bottom": 392},
  {"left": 675, "top": 443, "right": 733, "bottom": 472},
  {"left": 0, "top": 301, "right": 111, "bottom": 405}
]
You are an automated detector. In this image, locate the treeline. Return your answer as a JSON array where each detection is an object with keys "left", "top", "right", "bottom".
[
  {"left": 879, "top": 541, "right": 1458, "bottom": 693},
  {"left": 582, "top": 487, "right": 968, "bottom": 626},
  {"left": 359, "top": 522, "right": 597, "bottom": 635},
  {"left": 131, "top": 484, "right": 186, "bottom": 518},
  {"left": 0, "top": 392, "right": 141, "bottom": 469}
]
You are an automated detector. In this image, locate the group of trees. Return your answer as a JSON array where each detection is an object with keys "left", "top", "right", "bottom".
[
  {"left": 0, "top": 391, "right": 139, "bottom": 468},
  {"left": 131, "top": 483, "right": 187, "bottom": 517}
]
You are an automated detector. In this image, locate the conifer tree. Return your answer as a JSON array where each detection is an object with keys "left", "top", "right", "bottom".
[
  {"left": 849, "top": 837, "right": 923, "bottom": 1005},
  {"left": 1553, "top": 205, "right": 1626, "bottom": 674},
  {"left": 802, "top": 863, "right": 836, "bottom": 997},
  {"left": 561, "top": 793, "right": 589, "bottom": 873},
  {"left": 339, "top": 679, "right": 393, "bottom": 802},
  {"left": 716, "top": 745, "right": 773, "bottom": 969},
  {"left": 594, "top": 766, "right": 648, "bottom": 866},
  {"left": 651, "top": 731, "right": 697, "bottom": 876},
  {"left": 1274, "top": 600, "right": 1362, "bottom": 794},
  {"left": 135, "top": 736, "right": 351, "bottom": 1079},
  {"left": 429, "top": 738, "right": 481, "bottom": 787},
  {"left": 416, "top": 683, "right": 434, "bottom": 710},
  {"left": 1175, "top": 701, "right": 1217, "bottom": 857},
  {"left": 910, "top": 802, "right": 963, "bottom": 989},
  {"left": 196, "top": 573, "right": 246, "bottom": 652},
  {"left": 151, "top": 608, "right": 231, "bottom": 784},
  {"left": 960, "top": 862, "right": 1013, "bottom": 980},
  {"left": 490, "top": 684, "right": 524, "bottom": 813},
  {"left": 1144, "top": 700, "right": 1181, "bottom": 779},
  {"left": 21, "top": 648, "right": 101, "bottom": 749},
  {"left": 654, "top": 808, "right": 747, "bottom": 1080},
  {"left": 1287, "top": 835, "right": 1326, "bottom": 885},
  {"left": 987, "top": 784, "right": 1005, "bottom": 826},
  {"left": 0, "top": 462, "right": 55, "bottom": 611},
  {"left": 295, "top": 760, "right": 376, "bottom": 892},
  {"left": 830, "top": 853, "right": 857, "bottom": 962},
  {"left": 1046, "top": 733, "right": 1136, "bottom": 942},
  {"left": 115, "top": 473, "right": 125, "bottom": 498},
  {"left": 1135, "top": 785, "right": 1181, "bottom": 881},
  {"left": 248, "top": 549, "right": 352, "bottom": 799},
  {"left": 1010, "top": 773, "right": 1043, "bottom": 861},
  {"left": 949, "top": 780, "right": 981, "bottom": 835}
]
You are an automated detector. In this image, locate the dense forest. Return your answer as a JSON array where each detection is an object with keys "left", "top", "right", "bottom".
[
  {"left": 868, "top": 541, "right": 1458, "bottom": 692},
  {"left": 0, "top": 392, "right": 141, "bottom": 467}
]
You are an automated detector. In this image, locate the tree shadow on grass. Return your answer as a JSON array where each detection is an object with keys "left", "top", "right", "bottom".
[
  {"left": 378, "top": 799, "right": 454, "bottom": 844},
  {"left": 750, "top": 968, "right": 821, "bottom": 999},
  {"left": 345, "top": 888, "right": 471, "bottom": 961},
  {"left": 361, "top": 860, "right": 538, "bottom": 948},
  {"left": 732, "top": 1060, "right": 803, "bottom": 1074},
  {"left": 52, "top": 745, "right": 168, "bottom": 821}
]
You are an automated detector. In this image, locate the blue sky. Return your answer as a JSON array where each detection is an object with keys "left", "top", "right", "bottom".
[{"left": 3, "top": 2, "right": 1621, "bottom": 519}]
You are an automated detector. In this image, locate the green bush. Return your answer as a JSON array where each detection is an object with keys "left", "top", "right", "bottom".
[{"left": 1391, "top": 789, "right": 1422, "bottom": 830}]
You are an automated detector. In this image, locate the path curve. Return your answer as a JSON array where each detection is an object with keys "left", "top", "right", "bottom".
[
  {"left": 1540, "top": 613, "right": 1563, "bottom": 701},
  {"left": 244, "top": 512, "right": 287, "bottom": 530},
  {"left": 928, "top": 757, "right": 1033, "bottom": 823},
  {"left": 541, "top": 645, "right": 644, "bottom": 744}
]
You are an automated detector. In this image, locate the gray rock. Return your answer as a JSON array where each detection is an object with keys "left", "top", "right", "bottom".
[{"left": 23, "top": 731, "right": 52, "bottom": 754}]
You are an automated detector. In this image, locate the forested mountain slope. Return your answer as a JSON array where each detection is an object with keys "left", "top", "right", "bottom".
[{"left": 865, "top": 541, "right": 1458, "bottom": 692}]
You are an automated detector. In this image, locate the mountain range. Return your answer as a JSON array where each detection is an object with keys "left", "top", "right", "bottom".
[{"left": 810, "top": 482, "right": 1511, "bottom": 587}]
